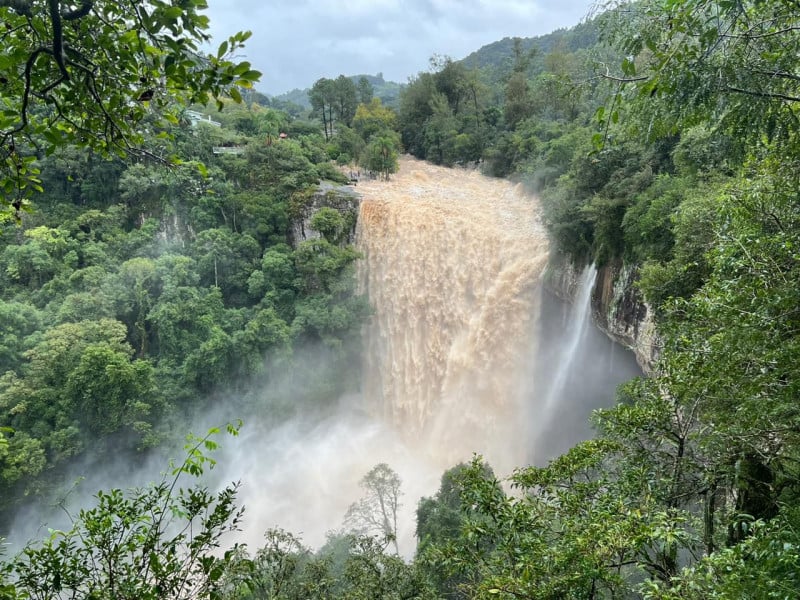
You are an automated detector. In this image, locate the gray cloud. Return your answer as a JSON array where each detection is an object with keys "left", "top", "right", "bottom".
[{"left": 205, "top": 0, "right": 596, "bottom": 94}]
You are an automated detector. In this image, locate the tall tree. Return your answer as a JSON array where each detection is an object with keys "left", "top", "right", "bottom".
[
  {"left": 309, "top": 77, "right": 336, "bottom": 140},
  {"left": 430, "top": 55, "right": 468, "bottom": 114},
  {"left": 344, "top": 463, "right": 402, "bottom": 555},
  {"left": 357, "top": 75, "right": 374, "bottom": 104},
  {"left": 333, "top": 75, "right": 358, "bottom": 127},
  {"left": 504, "top": 38, "right": 535, "bottom": 128},
  {"left": 398, "top": 71, "right": 436, "bottom": 157}
]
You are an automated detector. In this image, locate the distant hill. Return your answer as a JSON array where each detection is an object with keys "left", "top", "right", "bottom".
[
  {"left": 460, "top": 18, "right": 602, "bottom": 83},
  {"left": 272, "top": 74, "right": 404, "bottom": 111},
  {"left": 269, "top": 19, "right": 602, "bottom": 112}
]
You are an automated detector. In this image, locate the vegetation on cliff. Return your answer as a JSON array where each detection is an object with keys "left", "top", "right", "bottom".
[
  {"left": 1, "top": 0, "right": 799, "bottom": 598},
  {"left": 0, "top": 58, "right": 374, "bottom": 529}
]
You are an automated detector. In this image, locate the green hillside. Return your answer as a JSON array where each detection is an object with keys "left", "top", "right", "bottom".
[
  {"left": 2, "top": 1, "right": 800, "bottom": 599},
  {"left": 273, "top": 73, "right": 404, "bottom": 110}
]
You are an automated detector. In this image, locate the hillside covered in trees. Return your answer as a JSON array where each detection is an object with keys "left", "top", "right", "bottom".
[
  {"left": 1, "top": 0, "right": 800, "bottom": 598},
  {"left": 272, "top": 73, "right": 404, "bottom": 112}
]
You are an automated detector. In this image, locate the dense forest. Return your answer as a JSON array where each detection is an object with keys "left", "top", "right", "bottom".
[{"left": 1, "top": 0, "right": 800, "bottom": 598}]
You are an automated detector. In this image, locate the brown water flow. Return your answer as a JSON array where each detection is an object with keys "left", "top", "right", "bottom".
[{"left": 356, "top": 157, "right": 549, "bottom": 473}]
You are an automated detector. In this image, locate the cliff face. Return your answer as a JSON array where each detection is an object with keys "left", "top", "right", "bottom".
[
  {"left": 592, "top": 260, "right": 660, "bottom": 372},
  {"left": 545, "top": 255, "right": 660, "bottom": 372},
  {"left": 289, "top": 183, "right": 360, "bottom": 247},
  {"left": 149, "top": 182, "right": 360, "bottom": 249}
]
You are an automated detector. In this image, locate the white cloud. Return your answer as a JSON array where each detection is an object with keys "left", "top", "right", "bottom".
[{"left": 205, "top": 0, "right": 595, "bottom": 94}]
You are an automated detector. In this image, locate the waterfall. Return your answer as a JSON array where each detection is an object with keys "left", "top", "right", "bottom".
[
  {"left": 219, "top": 159, "right": 638, "bottom": 554},
  {"left": 356, "top": 157, "right": 549, "bottom": 473},
  {"left": 541, "top": 265, "right": 598, "bottom": 414},
  {"left": 213, "top": 157, "right": 559, "bottom": 555},
  {"left": 529, "top": 264, "right": 643, "bottom": 463}
]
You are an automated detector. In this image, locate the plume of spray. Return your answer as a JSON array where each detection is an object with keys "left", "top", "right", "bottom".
[{"left": 5, "top": 157, "right": 641, "bottom": 561}]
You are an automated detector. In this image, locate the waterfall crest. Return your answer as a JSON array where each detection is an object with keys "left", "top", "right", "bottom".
[{"left": 356, "top": 157, "right": 549, "bottom": 471}]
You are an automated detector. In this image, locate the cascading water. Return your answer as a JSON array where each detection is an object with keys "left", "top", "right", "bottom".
[
  {"left": 11, "top": 158, "right": 641, "bottom": 558},
  {"left": 541, "top": 265, "right": 598, "bottom": 414},
  {"left": 356, "top": 157, "right": 549, "bottom": 473}
]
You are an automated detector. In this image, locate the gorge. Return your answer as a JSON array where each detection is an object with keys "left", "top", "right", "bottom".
[{"left": 226, "top": 157, "right": 641, "bottom": 554}]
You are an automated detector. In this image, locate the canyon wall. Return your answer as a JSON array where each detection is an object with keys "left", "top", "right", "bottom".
[{"left": 545, "top": 254, "right": 660, "bottom": 372}]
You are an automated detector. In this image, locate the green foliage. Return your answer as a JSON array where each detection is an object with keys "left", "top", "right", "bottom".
[
  {"left": 416, "top": 463, "right": 497, "bottom": 599},
  {"left": 362, "top": 132, "right": 401, "bottom": 179},
  {"left": 353, "top": 99, "right": 397, "bottom": 144},
  {"left": 0, "top": 98, "right": 368, "bottom": 527},
  {"left": 398, "top": 57, "right": 493, "bottom": 167},
  {"left": 603, "top": 0, "right": 800, "bottom": 146},
  {"left": 357, "top": 76, "right": 374, "bottom": 104},
  {"left": 0, "top": 317, "right": 165, "bottom": 511},
  {"left": 636, "top": 184, "right": 719, "bottom": 309},
  {"left": 314, "top": 161, "right": 349, "bottom": 185},
  {"left": 333, "top": 75, "right": 359, "bottom": 127},
  {"left": 621, "top": 175, "right": 684, "bottom": 263},
  {"left": 0, "top": 1, "right": 260, "bottom": 218},
  {"left": 329, "top": 125, "right": 365, "bottom": 165},
  {"left": 223, "top": 530, "right": 437, "bottom": 600},
  {"left": 65, "top": 343, "right": 157, "bottom": 436},
  {"left": 398, "top": 72, "right": 436, "bottom": 159},
  {"left": 538, "top": 184, "right": 594, "bottom": 261},
  {"left": 3, "top": 425, "right": 243, "bottom": 600},
  {"left": 0, "top": 300, "right": 42, "bottom": 374},
  {"left": 641, "top": 506, "right": 800, "bottom": 599},
  {"left": 310, "top": 207, "right": 346, "bottom": 244},
  {"left": 424, "top": 451, "right": 648, "bottom": 599}
]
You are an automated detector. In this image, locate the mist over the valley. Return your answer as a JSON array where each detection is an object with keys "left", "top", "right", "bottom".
[
  {"left": 227, "top": 159, "right": 641, "bottom": 555},
  {"left": 8, "top": 158, "right": 640, "bottom": 559}
]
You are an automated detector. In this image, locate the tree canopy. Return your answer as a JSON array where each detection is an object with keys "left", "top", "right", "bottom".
[
  {"left": 0, "top": 0, "right": 260, "bottom": 220},
  {"left": 3, "top": 3, "right": 800, "bottom": 598}
]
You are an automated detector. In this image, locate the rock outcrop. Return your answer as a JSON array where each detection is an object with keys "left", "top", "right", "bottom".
[
  {"left": 290, "top": 182, "right": 360, "bottom": 247},
  {"left": 545, "top": 255, "right": 660, "bottom": 372}
]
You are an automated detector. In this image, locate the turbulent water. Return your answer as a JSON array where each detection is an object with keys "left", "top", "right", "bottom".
[
  {"left": 356, "top": 157, "right": 549, "bottom": 473},
  {"left": 231, "top": 159, "right": 553, "bottom": 554},
  {"left": 11, "top": 158, "right": 640, "bottom": 558}
]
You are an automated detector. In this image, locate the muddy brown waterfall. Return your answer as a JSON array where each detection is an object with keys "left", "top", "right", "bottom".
[
  {"left": 356, "top": 157, "right": 549, "bottom": 473},
  {"left": 213, "top": 158, "right": 636, "bottom": 556}
]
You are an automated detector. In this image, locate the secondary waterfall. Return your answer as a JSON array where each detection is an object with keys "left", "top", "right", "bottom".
[
  {"left": 356, "top": 157, "right": 549, "bottom": 473},
  {"left": 542, "top": 264, "right": 598, "bottom": 414}
]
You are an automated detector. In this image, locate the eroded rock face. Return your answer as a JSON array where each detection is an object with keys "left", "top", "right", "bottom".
[
  {"left": 592, "top": 261, "right": 660, "bottom": 372},
  {"left": 545, "top": 255, "right": 660, "bottom": 373},
  {"left": 290, "top": 183, "right": 360, "bottom": 247},
  {"left": 543, "top": 255, "right": 582, "bottom": 304}
]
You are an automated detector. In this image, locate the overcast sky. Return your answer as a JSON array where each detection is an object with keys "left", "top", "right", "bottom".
[{"left": 205, "top": 0, "right": 598, "bottom": 95}]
